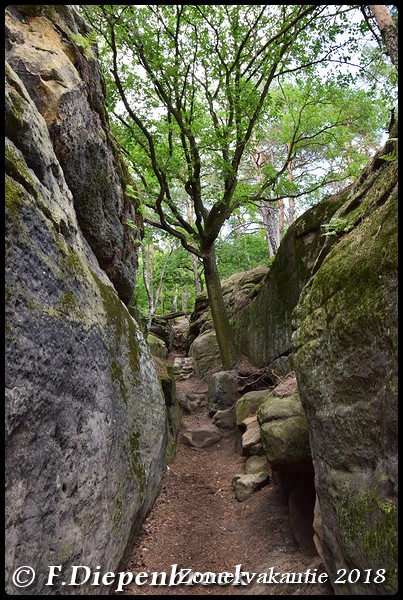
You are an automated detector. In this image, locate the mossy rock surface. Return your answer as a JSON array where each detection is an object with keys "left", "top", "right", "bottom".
[
  {"left": 235, "top": 389, "right": 271, "bottom": 426},
  {"left": 293, "top": 134, "right": 398, "bottom": 594},
  {"left": 257, "top": 393, "right": 305, "bottom": 425},
  {"left": 231, "top": 192, "right": 348, "bottom": 367},
  {"left": 189, "top": 330, "right": 221, "bottom": 378},
  {"left": 147, "top": 333, "right": 168, "bottom": 360},
  {"left": 260, "top": 416, "right": 310, "bottom": 466},
  {"left": 5, "top": 13, "right": 167, "bottom": 595}
]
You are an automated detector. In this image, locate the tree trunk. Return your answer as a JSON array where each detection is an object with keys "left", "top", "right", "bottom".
[
  {"left": 141, "top": 243, "right": 155, "bottom": 316},
  {"left": 192, "top": 253, "right": 201, "bottom": 295},
  {"left": 287, "top": 146, "right": 296, "bottom": 226},
  {"left": 278, "top": 198, "right": 285, "bottom": 238},
  {"left": 288, "top": 197, "right": 295, "bottom": 225},
  {"left": 261, "top": 202, "right": 279, "bottom": 257},
  {"left": 185, "top": 196, "right": 201, "bottom": 296},
  {"left": 172, "top": 286, "right": 178, "bottom": 313},
  {"left": 202, "top": 243, "right": 240, "bottom": 370},
  {"left": 368, "top": 5, "right": 398, "bottom": 70},
  {"left": 154, "top": 245, "right": 173, "bottom": 313},
  {"left": 181, "top": 286, "right": 188, "bottom": 313}
]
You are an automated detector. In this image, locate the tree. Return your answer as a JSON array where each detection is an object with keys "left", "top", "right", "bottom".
[
  {"left": 84, "top": 5, "right": 390, "bottom": 369},
  {"left": 249, "top": 76, "right": 391, "bottom": 213},
  {"left": 363, "top": 5, "right": 398, "bottom": 70}
]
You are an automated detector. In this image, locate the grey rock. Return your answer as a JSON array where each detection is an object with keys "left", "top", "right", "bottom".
[
  {"left": 235, "top": 389, "right": 270, "bottom": 426},
  {"left": 212, "top": 407, "right": 236, "bottom": 431},
  {"left": 257, "top": 391, "right": 311, "bottom": 469},
  {"left": 147, "top": 334, "right": 168, "bottom": 360},
  {"left": 5, "top": 10, "right": 166, "bottom": 595},
  {"left": 181, "top": 424, "right": 222, "bottom": 448},
  {"left": 245, "top": 455, "right": 269, "bottom": 475},
  {"left": 189, "top": 330, "right": 221, "bottom": 378},
  {"left": 241, "top": 420, "right": 262, "bottom": 456},
  {"left": 260, "top": 417, "right": 310, "bottom": 467},
  {"left": 149, "top": 317, "right": 173, "bottom": 350},
  {"left": 231, "top": 193, "right": 347, "bottom": 367},
  {"left": 177, "top": 392, "right": 192, "bottom": 413},
  {"left": 173, "top": 357, "right": 194, "bottom": 381},
  {"left": 6, "top": 6, "right": 140, "bottom": 305},
  {"left": 208, "top": 370, "right": 238, "bottom": 416},
  {"left": 293, "top": 134, "right": 398, "bottom": 593},
  {"left": 232, "top": 472, "right": 269, "bottom": 502},
  {"left": 257, "top": 393, "right": 305, "bottom": 425},
  {"left": 177, "top": 391, "right": 206, "bottom": 414}
]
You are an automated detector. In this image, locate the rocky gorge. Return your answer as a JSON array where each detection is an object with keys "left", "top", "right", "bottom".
[{"left": 5, "top": 5, "right": 398, "bottom": 596}]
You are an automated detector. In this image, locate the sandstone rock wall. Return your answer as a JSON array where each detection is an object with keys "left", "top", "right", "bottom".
[
  {"left": 293, "top": 133, "right": 398, "bottom": 594},
  {"left": 231, "top": 193, "right": 347, "bottom": 371},
  {"left": 5, "top": 6, "right": 167, "bottom": 595},
  {"left": 6, "top": 5, "right": 140, "bottom": 305}
]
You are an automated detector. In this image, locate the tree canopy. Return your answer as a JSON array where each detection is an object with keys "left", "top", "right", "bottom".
[{"left": 82, "top": 4, "right": 398, "bottom": 367}]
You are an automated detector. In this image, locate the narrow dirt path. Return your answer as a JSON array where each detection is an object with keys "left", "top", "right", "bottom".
[{"left": 118, "top": 356, "right": 330, "bottom": 596}]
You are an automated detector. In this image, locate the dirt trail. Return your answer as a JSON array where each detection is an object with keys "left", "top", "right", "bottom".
[{"left": 118, "top": 356, "right": 330, "bottom": 596}]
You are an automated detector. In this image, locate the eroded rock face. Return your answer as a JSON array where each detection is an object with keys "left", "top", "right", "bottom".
[
  {"left": 186, "top": 266, "right": 269, "bottom": 353},
  {"left": 293, "top": 134, "right": 398, "bottom": 594},
  {"left": 6, "top": 5, "right": 140, "bottom": 304},
  {"left": 189, "top": 330, "right": 221, "bottom": 378},
  {"left": 231, "top": 194, "right": 347, "bottom": 371},
  {"left": 258, "top": 393, "right": 311, "bottom": 469},
  {"left": 5, "top": 8, "right": 167, "bottom": 596}
]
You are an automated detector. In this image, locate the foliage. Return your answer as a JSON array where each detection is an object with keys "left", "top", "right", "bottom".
[
  {"left": 216, "top": 230, "right": 271, "bottom": 281},
  {"left": 379, "top": 142, "right": 398, "bottom": 163},
  {"left": 80, "top": 5, "right": 397, "bottom": 343},
  {"left": 82, "top": 4, "right": 391, "bottom": 252},
  {"left": 321, "top": 217, "right": 354, "bottom": 237}
]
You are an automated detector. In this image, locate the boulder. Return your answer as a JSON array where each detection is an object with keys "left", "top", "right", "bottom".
[
  {"left": 235, "top": 389, "right": 270, "bottom": 426},
  {"left": 245, "top": 455, "right": 270, "bottom": 475},
  {"left": 147, "top": 333, "right": 168, "bottom": 360},
  {"left": 212, "top": 407, "right": 236, "bottom": 431},
  {"left": 5, "top": 21, "right": 167, "bottom": 595},
  {"left": 257, "top": 392, "right": 306, "bottom": 424},
  {"left": 149, "top": 316, "right": 173, "bottom": 350},
  {"left": 232, "top": 472, "right": 269, "bottom": 502},
  {"left": 186, "top": 266, "right": 269, "bottom": 352},
  {"left": 260, "top": 417, "right": 310, "bottom": 468},
  {"left": 257, "top": 392, "right": 311, "bottom": 469},
  {"left": 189, "top": 330, "right": 221, "bottom": 378},
  {"left": 293, "top": 132, "right": 398, "bottom": 594},
  {"left": 181, "top": 424, "right": 222, "bottom": 449},
  {"left": 208, "top": 370, "right": 238, "bottom": 416},
  {"left": 241, "top": 419, "right": 264, "bottom": 456},
  {"left": 231, "top": 193, "right": 348, "bottom": 370}
]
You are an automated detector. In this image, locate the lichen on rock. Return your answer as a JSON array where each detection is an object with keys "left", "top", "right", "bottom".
[
  {"left": 293, "top": 131, "right": 398, "bottom": 594},
  {"left": 5, "top": 6, "right": 167, "bottom": 595}
]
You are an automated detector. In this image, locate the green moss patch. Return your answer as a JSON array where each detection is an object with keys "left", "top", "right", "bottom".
[
  {"left": 125, "top": 431, "right": 146, "bottom": 498},
  {"left": 5, "top": 175, "right": 24, "bottom": 226},
  {"left": 90, "top": 270, "right": 139, "bottom": 371},
  {"left": 337, "top": 488, "right": 397, "bottom": 590}
]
